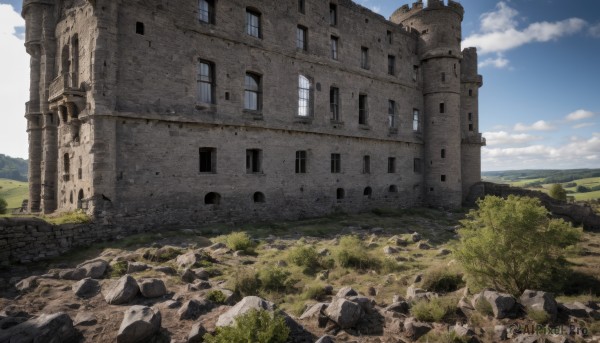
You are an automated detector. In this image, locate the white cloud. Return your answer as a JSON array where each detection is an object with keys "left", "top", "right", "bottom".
[
  {"left": 462, "top": 2, "right": 587, "bottom": 55},
  {"left": 565, "top": 109, "right": 594, "bottom": 121},
  {"left": 478, "top": 54, "right": 510, "bottom": 69},
  {"left": 513, "top": 120, "right": 556, "bottom": 132},
  {"left": 573, "top": 122, "right": 595, "bottom": 129},
  {"left": 0, "top": 4, "right": 29, "bottom": 159},
  {"left": 590, "top": 23, "right": 600, "bottom": 38},
  {"left": 483, "top": 131, "right": 540, "bottom": 146},
  {"left": 371, "top": 6, "right": 381, "bottom": 14}
]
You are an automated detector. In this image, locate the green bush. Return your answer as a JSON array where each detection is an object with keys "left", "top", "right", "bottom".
[
  {"left": 0, "top": 197, "right": 7, "bottom": 214},
  {"left": 421, "top": 266, "right": 465, "bottom": 293},
  {"left": 206, "top": 290, "right": 228, "bottom": 304},
  {"left": 301, "top": 283, "right": 327, "bottom": 301},
  {"left": 225, "top": 232, "right": 255, "bottom": 253},
  {"left": 288, "top": 245, "right": 320, "bottom": 270},
  {"left": 577, "top": 185, "right": 592, "bottom": 193},
  {"left": 548, "top": 184, "right": 567, "bottom": 201},
  {"left": 203, "top": 309, "right": 290, "bottom": 343},
  {"left": 454, "top": 195, "right": 581, "bottom": 296},
  {"left": 527, "top": 309, "right": 551, "bottom": 324},
  {"left": 334, "top": 235, "right": 380, "bottom": 270},
  {"left": 258, "top": 266, "right": 292, "bottom": 292},
  {"left": 110, "top": 261, "right": 128, "bottom": 278},
  {"left": 229, "top": 268, "right": 261, "bottom": 297},
  {"left": 410, "top": 297, "right": 457, "bottom": 323},
  {"left": 419, "top": 331, "right": 469, "bottom": 343}
]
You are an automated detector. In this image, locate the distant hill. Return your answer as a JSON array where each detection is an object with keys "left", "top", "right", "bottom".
[
  {"left": 482, "top": 169, "right": 600, "bottom": 184},
  {"left": 0, "top": 154, "right": 28, "bottom": 182}
]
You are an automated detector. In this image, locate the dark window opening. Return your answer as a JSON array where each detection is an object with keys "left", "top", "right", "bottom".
[
  {"left": 331, "top": 153, "right": 341, "bottom": 173},
  {"left": 441, "top": 175, "right": 446, "bottom": 182},
  {"left": 430, "top": 187, "right": 434, "bottom": 192},
  {"left": 469, "top": 123, "right": 474, "bottom": 131},
  {"left": 362, "top": 155, "right": 370, "bottom": 174},
  {"left": 205, "top": 192, "right": 221, "bottom": 205},
  {"left": 199, "top": 0, "right": 215, "bottom": 24},
  {"left": 253, "top": 192, "right": 265, "bottom": 203},
  {"left": 441, "top": 149, "right": 446, "bottom": 158},
  {"left": 330, "top": 87, "right": 339, "bottom": 121},
  {"left": 389, "top": 185, "right": 398, "bottom": 193},
  {"left": 69, "top": 191, "right": 73, "bottom": 204},
  {"left": 469, "top": 89, "right": 473, "bottom": 96},
  {"left": 78, "top": 168, "right": 82, "bottom": 180},
  {"left": 388, "top": 100, "right": 396, "bottom": 128},
  {"left": 336, "top": 187, "right": 344, "bottom": 200},
  {"left": 295, "top": 150, "right": 307, "bottom": 173},
  {"left": 329, "top": 3, "right": 337, "bottom": 26},
  {"left": 388, "top": 55, "right": 395, "bottom": 75},
  {"left": 360, "top": 47, "right": 369, "bottom": 69},
  {"left": 440, "top": 103, "right": 445, "bottom": 113},
  {"left": 296, "top": 25, "right": 308, "bottom": 51},
  {"left": 388, "top": 157, "right": 396, "bottom": 173},
  {"left": 199, "top": 147, "right": 216, "bottom": 173},
  {"left": 298, "top": 0, "right": 305, "bottom": 13},
  {"left": 77, "top": 189, "right": 84, "bottom": 209},
  {"left": 358, "top": 94, "right": 368, "bottom": 125},
  {"left": 63, "top": 153, "right": 70, "bottom": 181},
  {"left": 468, "top": 112, "right": 473, "bottom": 121},
  {"left": 363, "top": 186, "right": 372, "bottom": 199},
  {"left": 246, "top": 149, "right": 262, "bottom": 173},
  {"left": 330, "top": 36, "right": 338, "bottom": 60},
  {"left": 413, "top": 109, "right": 420, "bottom": 131},
  {"left": 441, "top": 72, "right": 446, "bottom": 82},
  {"left": 412, "top": 65, "right": 419, "bottom": 82},
  {"left": 136, "top": 22, "right": 144, "bottom": 35},
  {"left": 246, "top": 9, "right": 261, "bottom": 38},
  {"left": 386, "top": 30, "right": 392, "bottom": 44},
  {"left": 413, "top": 158, "right": 422, "bottom": 174}
]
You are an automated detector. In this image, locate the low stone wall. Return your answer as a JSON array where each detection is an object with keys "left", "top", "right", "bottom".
[
  {"left": 469, "top": 182, "right": 600, "bottom": 231},
  {"left": 0, "top": 218, "right": 128, "bottom": 265}
]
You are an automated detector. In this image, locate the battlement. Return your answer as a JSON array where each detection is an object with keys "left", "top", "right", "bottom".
[{"left": 391, "top": 0, "right": 464, "bottom": 23}]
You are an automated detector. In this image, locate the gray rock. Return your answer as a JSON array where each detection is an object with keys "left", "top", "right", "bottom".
[
  {"left": 392, "top": 294, "right": 405, "bottom": 303},
  {"left": 561, "top": 302, "right": 597, "bottom": 318},
  {"left": 403, "top": 317, "right": 432, "bottom": 340},
  {"left": 187, "top": 280, "right": 211, "bottom": 292},
  {"left": 452, "top": 323, "right": 476, "bottom": 338},
  {"left": 188, "top": 323, "right": 207, "bottom": 343},
  {"left": 208, "top": 242, "right": 226, "bottom": 250},
  {"left": 512, "top": 334, "right": 541, "bottom": 343},
  {"left": 138, "top": 278, "right": 167, "bottom": 298},
  {"left": 417, "top": 242, "right": 431, "bottom": 250},
  {"left": 216, "top": 296, "right": 275, "bottom": 327},
  {"left": 458, "top": 297, "right": 475, "bottom": 316},
  {"left": 383, "top": 246, "right": 398, "bottom": 254},
  {"left": 191, "top": 268, "right": 210, "bottom": 280},
  {"left": 72, "top": 278, "right": 100, "bottom": 298},
  {"left": 0, "top": 312, "right": 78, "bottom": 343},
  {"left": 0, "top": 317, "right": 27, "bottom": 330},
  {"left": 413, "top": 274, "right": 423, "bottom": 283},
  {"left": 74, "top": 312, "right": 97, "bottom": 326},
  {"left": 176, "top": 251, "right": 199, "bottom": 269},
  {"left": 300, "top": 303, "right": 329, "bottom": 320},
  {"left": 437, "top": 248, "right": 451, "bottom": 256},
  {"left": 178, "top": 299, "right": 214, "bottom": 320},
  {"left": 347, "top": 296, "right": 375, "bottom": 314},
  {"left": 117, "top": 306, "right": 161, "bottom": 343},
  {"left": 410, "top": 232, "right": 422, "bottom": 242},
  {"left": 59, "top": 268, "right": 87, "bottom": 281},
  {"left": 127, "top": 262, "right": 150, "bottom": 274},
  {"left": 15, "top": 276, "right": 38, "bottom": 292},
  {"left": 336, "top": 286, "right": 358, "bottom": 298},
  {"left": 105, "top": 275, "right": 140, "bottom": 305},
  {"left": 473, "top": 290, "right": 518, "bottom": 319},
  {"left": 154, "top": 265, "right": 177, "bottom": 275},
  {"left": 367, "top": 286, "right": 376, "bottom": 296},
  {"left": 406, "top": 284, "right": 438, "bottom": 302},
  {"left": 77, "top": 259, "right": 108, "bottom": 279},
  {"left": 494, "top": 325, "right": 508, "bottom": 341},
  {"left": 181, "top": 268, "right": 198, "bottom": 283},
  {"left": 315, "top": 335, "right": 335, "bottom": 343},
  {"left": 520, "top": 290, "right": 558, "bottom": 321},
  {"left": 385, "top": 301, "right": 410, "bottom": 314},
  {"left": 325, "top": 297, "right": 363, "bottom": 329},
  {"left": 388, "top": 236, "right": 407, "bottom": 246}
]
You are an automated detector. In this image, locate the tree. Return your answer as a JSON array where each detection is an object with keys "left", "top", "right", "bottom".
[
  {"left": 0, "top": 197, "right": 7, "bottom": 215},
  {"left": 548, "top": 184, "right": 567, "bottom": 201},
  {"left": 454, "top": 195, "right": 581, "bottom": 296}
]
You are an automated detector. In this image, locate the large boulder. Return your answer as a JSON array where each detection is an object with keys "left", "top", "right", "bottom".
[
  {"left": 15, "top": 276, "right": 39, "bottom": 292},
  {"left": 520, "top": 290, "right": 558, "bottom": 321},
  {"left": 325, "top": 297, "right": 363, "bottom": 329},
  {"left": 403, "top": 317, "right": 432, "bottom": 340},
  {"left": 117, "top": 306, "right": 161, "bottom": 343},
  {"left": 138, "top": 278, "right": 167, "bottom": 298},
  {"left": 473, "top": 290, "right": 518, "bottom": 319},
  {"left": 216, "top": 296, "right": 274, "bottom": 327},
  {"left": 315, "top": 335, "right": 335, "bottom": 343},
  {"left": 384, "top": 301, "right": 410, "bottom": 314},
  {"left": 105, "top": 275, "right": 140, "bottom": 305},
  {"left": 188, "top": 323, "right": 207, "bottom": 343},
  {"left": 177, "top": 299, "right": 213, "bottom": 320},
  {"left": 59, "top": 268, "right": 87, "bottom": 281},
  {"left": 127, "top": 262, "right": 150, "bottom": 274},
  {"left": 406, "top": 284, "right": 437, "bottom": 302},
  {"left": 77, "top": 259, "right": 109, "bottom": 279},
  {"left": 0, "top": 312, "right": 79, "bottom": 343},
  {"left": 176, "top": 251, "right": 200, "bottom": 269},
  {"left": 336, "top": 286, "right": 358, "bottom": 298},
  {"left": 72, "top": 278, "right": 100, "bottom": 298},
  {"left": 300, "top": 302, "right": 330, "bottom": 327}
]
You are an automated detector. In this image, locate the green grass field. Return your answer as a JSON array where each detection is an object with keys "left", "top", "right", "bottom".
[
  {"left": 0, "top": 178, "right": 29, "bottom": 210},
  {"left": 499, "top": 177, "right": 600, "bottom": 201}
]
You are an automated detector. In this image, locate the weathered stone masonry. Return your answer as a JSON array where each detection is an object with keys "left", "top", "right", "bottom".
[{"left": 23, "top": 0, "right": 485, "bottom": 226}]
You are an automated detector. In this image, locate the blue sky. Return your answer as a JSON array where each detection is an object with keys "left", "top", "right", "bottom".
[{"left": 1, "top": 0, "right": 599, "bottom": 171}]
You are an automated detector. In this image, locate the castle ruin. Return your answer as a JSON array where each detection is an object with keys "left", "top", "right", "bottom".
[{"left": 22, "top": 0, "right": 484, "bottom": 225}]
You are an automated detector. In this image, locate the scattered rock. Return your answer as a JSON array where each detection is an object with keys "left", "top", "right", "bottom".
[
  {"left": 388, "top": 236, "right": 406, "bottom": 246},
  {"left": 178, "top": 299, "right": 213, "bottom": 320},
  {"left": 105, "top": 275, "right": 140, "bottom": 305},
  {"left": 413, "top": 274, "right": 423, "bottom": 283},
  {"left": 367, "top": 286, "right": 376, "bottom": 296},
  {"left": 561, "top": 302, "right": 598, "bottom": 319},
  {"left": 74, "top": 312, "right": 97, "bottom": 326},
  {"left": 207, "top": 242, "right": 226, "bottom": 251},
  {"left": 520, "top": 290, "right": 558, "bottom": 321},
  {"left": 127, "top": 262, "right": 150, "bottom": 274},
  {"left": 191, "top": 268, "right": 210, "bottom": 280},
  {"left": 494, "top": 325, "right": 508, "bottom": 341},
  {"left": 216, "top": 296, "right": 274, "bottom": 327},
  {"left": 325, "top": 297, "right": 363, "bottom": 329},
  {"left": 437, "top": 248, "right": 451, "bottom": 256},
  {"left": 417, "top": 242, "right": 431, "bottom": 250},
  {"left": 392, "top": 295, "right": 405, "bottom": 303},
  {"left": 15, "top": 276, "right": 38, "bottom": 292},
  {"left": 318, "top": 248, "right": 330, "bottom": 256},
  {"left": 176, "top": 251, "right": 200, "bottom": 268},
  {"left": 512, "top": 334, "right": 541, "bottom": 343},
  {"left": 410, "top": 233, "right": 422, "bottom": 242},
  {"left": 0, "top": 312, "right": 79, "bottom": 343},
  {"left": 59, "top": 268, "right": 87, "bottom": 281},
  {"left": 336, "top": 286, "right": 358, "bottom": 298},
  {"left": 188, "top": 323, "right": 207, "bottom": 343},
  {"left": 385, "top": 301, "right": 410, "bottom": 314},
  {"left": 452, "top": 323, "right": 476, "bottom": 339},
  {"left": 383, "top": 246, "right": 398, "bottom": 255},
  {"left": 117, "top": 305, "right": 161, "bottom": 343},
  {"left": 403, "top": 317, "right": 432, "bottom": 340},
  {"left": 72, "top": 278, "right": 100, "bottom": 298},
  {"left": 138, "top": 278, "right": 167, "bottom": 298},
  {"left": 77, "top": 259, "right": 108, "bottom": 279},
  {"left": 473, "top": 290, "right": 518, "bottom": 319},
  {"left": 187, "top": 280, "right": 211, "bottom": 291},
  {"left": 316, "top": 270, "right": 329, "bottom": 281},
  {"left": 406, "top": 285, "right": 437, "bottom": 302},
  {"left": 153, "top": 265, "right": 177, "bottom": 275},
  {"left": 181, "top": 268, "right": 198, "bottom": 283},
  {"left": 458, "top": 297, "right": 475, "bottom": 316},
  {"left": 300, "top": 302, "right": 330, "bottom": 327},
  {"left": 315, "top": 335, "right": 335, "bottom": 343}
]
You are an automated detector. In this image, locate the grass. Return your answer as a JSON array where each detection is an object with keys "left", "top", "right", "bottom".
[
  {"left": 410, "top": 296, "right": 459, "bottom": 323},
  {"left": 0, "top": 178, "right": 28, "bottom": 210},
  {"left": 41, "top": 210, "right": 92, "bottom": 225}
]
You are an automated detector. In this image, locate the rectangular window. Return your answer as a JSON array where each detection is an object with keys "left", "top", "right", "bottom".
[
  {"left": 469, "top": 123, "right": 474, "bottom": 131},
  {"left": 440, "top": 102, "right": 445, "bottom": 113},
  {"left": 331, "top": 153, "right": 341, "bottom": 173},
  {"left": 330, "top": 36, "right": 338, "bottom": 60},
  {"left": 359, "top": 94, "right": 368, "bottom": 125},
  {"left": 413, "top": 158, "right": 422, "bottom": 174},
  {"left": 468, "top": 112, "right": 473, "bottom": 121},
  {"left": 298, "top": 75, "right": 312, "bottom": 117},
  {"left": 246, "top": 149, "right": 262, "bottom": 173},
  {"left": 413, "top": 109, "right": 420, "bottom": 131},
  {"left": 298, "top": 0, "right": 305, "bottom": 14},
  {"left": 441, "top": 149, "right": 446, "bottom": 158},
  {"left": 441, "top": 72, "right": 446, "bottom": 82},
  {"left": 329, "top": 3, "right": 337, "bottom": 26},
  {"left": 296, "top": 26, "right": 307, "bottom": 51},
  {"left": 330, "top": 87, "right": 339, "bottom": 121},
  {"left": 413, "top": 65, "right": 419, "bottom": 82},
  {"left": 388, "top": 157, "right": 396, "bottom": 173},
  {"left": 199, "top": 147, "right": 216, "bottom": 173},
  {"left": 197, "top": 60, "right": 215, "bottom": 104},
  {"left": 386, "top": 30, "right": 392, "bottom": 44},
  {"left": 388, "top": 100, "right": 396, "bottom": 128},
  {"left": 244, "top": 72, "right": 261, "bottom": 111},
  {"left": 388, "top": 55, "right": 395, "bottom": 75},
  {"left": 199, "top": 0, "right": 215, "bottom": 24},
  {"left": 295, "top": 150, "right": 307, "bottom": 173},
  {"left": 441, "top": 175, "right": 446, "bottom": 182},
  {"left": 469, "top": 89, "right": 473, "bottom": 96},
  {"left": 361, "top": 47, "right": 369, "bottom": 69},
  {"left": 362, "top": 155, "right": 370, "bottom": 174},
  {"left": 246, "top": 10, "right": 261, "bottom": 38}
]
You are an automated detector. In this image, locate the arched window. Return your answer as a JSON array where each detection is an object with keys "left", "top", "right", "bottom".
[
  {"left": 298, "top": 75, "right": 312, "bottom": 117},
  {"left": 363, "top": 187, "right": 372, "bottom": 199},
  {"left": 205, "top": 192, "right": 221, "bottom": 205},
  {"left": 253, "top": 192, "right": 265, "bottom": 203},
  {"left": 244, "top": 72, "right": 261, "bottom": 111}
]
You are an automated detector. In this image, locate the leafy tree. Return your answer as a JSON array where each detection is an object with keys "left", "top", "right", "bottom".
[
  {"left": 576, "top": 185, "right": 591, "bottom": 193},
  {"left": 0, "top": 197, "right": 7, "bottom": 214},
  {"left": 548, "top": 184, "right": 567, "bottom": 201},
  {"left": 454, "top": 195, "right": 581, "bottom": 296}
]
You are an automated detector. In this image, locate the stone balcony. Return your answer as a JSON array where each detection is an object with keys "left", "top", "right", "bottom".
[
  {"left": 48, "top": 73, "right": 85, "bottom": 103},
  {"left": 462, "top": 133, "right": 486, "bottom": 146}
]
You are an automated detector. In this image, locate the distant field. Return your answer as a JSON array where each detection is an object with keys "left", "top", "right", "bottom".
[
  {"left": 482, "top": 174, "right": 600, "bottom": 201},
  {"left": 0, "top": 178, "right": 29, "bottom": 209}
]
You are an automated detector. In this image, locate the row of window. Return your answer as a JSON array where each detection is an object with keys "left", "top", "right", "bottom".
[
  {"left": 199, "top": 148, "right": 423, "bottom": 175},
  {"left": 197, "top": 60, "right": 422, "bottom": 129}
]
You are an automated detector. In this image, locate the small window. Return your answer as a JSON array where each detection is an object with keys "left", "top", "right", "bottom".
[
  {"left": 362, "top": 155, "right": 370, "bottom": 174},
  {"left": 298, "top": 75, "right": 313, "bottom": 117},
  {"left": 441, "top": 149, "right": 446, "bottom": 159},
  {"left": 359, "top": 94, "right": 368, "bottom": 125},
  {"left": 246, "top": 9, "right": 261, "bottom": 38},
  {"left": 386, "top": 30, "right": 392, "bottom": 44},
  {"left": 441, "top": 175, "right": 446, "bottom": 182},
  {"left": 296, "top": 25, "right": 308, "bottom": 51},
  {"left": 440, "top": 103, "right": 445, "bottom": 114},
  {"left": 413, "top": 158, "right": 422, "bottom": 174},
  {"left": 469, "top": 123, "right": 474, "bottom": 131},
  {"left": 360, "top": 47, "right": 369, "bottom": 69},
  {"left": 199, "top": 147, "right": 216, "bottom": 173},
  {"left": 387, "top": 157, "right": 396, "bottom": 173},
  {"left": 205, "top": 192, "right": 221, "bottom": 205},
  {"left": 336, "top": 187, "right": 344, "bottom": 200},
  {"left": 246, "top": 149, "right": 262, "bottom": 173},
  {"left": 413, "top": 65, "right": 419, "bottom": 82},
  {"left": 331, "top": 153, "right": 341, "bottom": 173},
  {"left": 441, "top": 72, "right": 446, "bottom": 83},
  {"left": 298, "top": 0, "right": 305, "bottom": 13},
  {"left": 244, "top": 72, "right": 261, "bottom": 111},
  {"left": 199, "top": 0, "right": 215, "bottom": 24},
  {"left": 468, "top": 89, "right": 473, "bottom": 96},
  {"left": 330, "top": 87, "right": 340, "bottom": 121},
  {"left": 295, "top": 150, "right": 307, "bottom": 173},
  {"left": 330, "top": 36, "right": 338, "bottom": 60},
  {"left": 329, "top": 3, "right": 337, "bottom": 26},
  {"left": 63, "top": 153, "right": 70, "bottom": 181},
  {"left": 77, "top": 189, "right": 84, "bottom": 209},
  {"left": 387, "top": 55, "right": 395, "bottom": 75},
  {"left": 363, "top": 187, "right": 372, "bottom": 199},
  {"left": 197, "top": 60, "right": 215, "bottom": 104},
  {"left": 412, "top": 109, "right": 420, "bottom": 131},
  {"left": 136, "top": 22, "right": 144, "bottom": 35},
  {"left": 468, "top": 112, "right": 473, "bottom": 121},
  {"left": 388, "top": 100, "right": 396, "bottom": 128},
  {"left": 388, "top": 185, "right": 398, "bottom": 193},
  {"left": 253, "top": 192, "right": 265, "bottom": 203}
]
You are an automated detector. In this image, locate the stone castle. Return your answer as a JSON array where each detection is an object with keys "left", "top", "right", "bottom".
[{"left": 22, "top": 0, "right": 484, "bottom": 225}]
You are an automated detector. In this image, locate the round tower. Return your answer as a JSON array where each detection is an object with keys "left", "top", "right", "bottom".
[{"left": 391, "top": 0, "right": 464, "bottom": 208}]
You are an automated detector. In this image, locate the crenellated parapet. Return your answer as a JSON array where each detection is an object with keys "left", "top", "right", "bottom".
[
  {"left": 391, "top": 0, "right": 464, "bottom": 24},
  {"left": 461, "top": 47, "right": 483, "bottom": 87}
]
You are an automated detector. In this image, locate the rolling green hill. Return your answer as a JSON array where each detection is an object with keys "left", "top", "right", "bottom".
[
  {"left": 0, "top": 154, "right": 28, "bottom": 182},
  {"left": 0, "top": 178, "right": 29, "bottom": 210}
]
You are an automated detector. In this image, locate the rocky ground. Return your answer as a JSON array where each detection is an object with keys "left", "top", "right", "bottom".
[{"left": 0, "top": 209, "right": 599, "bottom": 342}]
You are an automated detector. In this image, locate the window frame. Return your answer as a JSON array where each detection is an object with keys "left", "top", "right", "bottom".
[
  {"left": 330, "top": 36, "right": 338, "bottom": 60},
  {"left": 329, "top": 3, "right": 337, "bottom": 26},
  {"left": 358, "top": 94, "right": 368, "bottom": 125},
  {"left": 197, "top": 59, "right": 215, "bottom": 104},
  {"left": 199, "top": 147, "right": 217, "bottom": 173},
  {"left": 296, "top": 25, "right": 308, "bottom": 51},
  {"left": 330, "top": 86, "right": 340, "bottom": 122},
  {"left": 387, "top": 157, "right": 396, "bottom": 173},
  {"left": 295, "top": 150, "right": 307, "bottom": 173},
  {"left": 246, "top": 9, "right": 261, "bottom": 38},
  {"left": 244, "top": 72, "right": 262, "bottom": 112},
  {"left": 298, "top": 74, "right": 313, "bottom": 117},
  {"left": 412, "top": 108, "right": 420, "bottom": 132},
  {"left": 387, "top": 55, "right": 395, "bottom": 75},
  {"left": 198, "top": 0, "right": 215, "bottom": 24},
  {"left": 331, "top": 153, "right": 341, "bottom": 173},
  {"left": 360, "top": 47, "right": 369, "bottom": 69},
  {"left": 362, "top": 155, "right": 371, "bottom": 174},
  {"left": 246, "top": 149, "right": 262, "bottom": 174},
  {"left": 388, "top": 99, "right": 396, "bottom": 129}
]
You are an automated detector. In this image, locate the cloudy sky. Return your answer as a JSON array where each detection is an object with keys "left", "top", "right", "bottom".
[{"left": 1, "top": 0, "right": 599, "bottom": 171}]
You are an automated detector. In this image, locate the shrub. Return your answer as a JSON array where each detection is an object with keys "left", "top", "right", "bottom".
[
  {"left": 258, "top": 266, "right": 292, "bottom": 292},
  {"left": 419, "top": 331, "right": 469, "bottom": 343},
  {"left": 229, "top": 268, "right": 260, "bottom": 297},
  {"left": 225, "top": 232, "right": 255, "bottom": 253},
  {"left": 577, "top": 185, "right": 592, "bottom": 193},
  {"left": 0, "top": 197, "right": 7, "bottom": 214},
  {"left": 206, "top": 290, "right": 227, "bottom": 304},
  {"left": 203, "top": 309, "right": 290, "bottom": 343},
  {"left": 421, "top": 266, "right": 465, "bottom": 293},
  {"left": 474, "top": 298, "right": 494, "bottom": 317},
  {"left": 527, "top": 309, "right": 551, "bottom": 324},
  {"left": 110, "top": 261, "right": 128, "bottom": 278},
  {"left": 410, "top": 297, "right": 457, "bottom": 323},
  {"left": 334, "top": 235, "right": 380, "bottom": 270},
  {"left": 454, "top": 195, "right": 581, "bottom": 296},
  {"left": 301, "top": 283, "right": 327, "bottom": 301},
  {"left": 288, "top": 245, "right": 320, "bottom": 270},
  {"left": 548, "top": 184, "right": 567, "bottom": 201}
]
